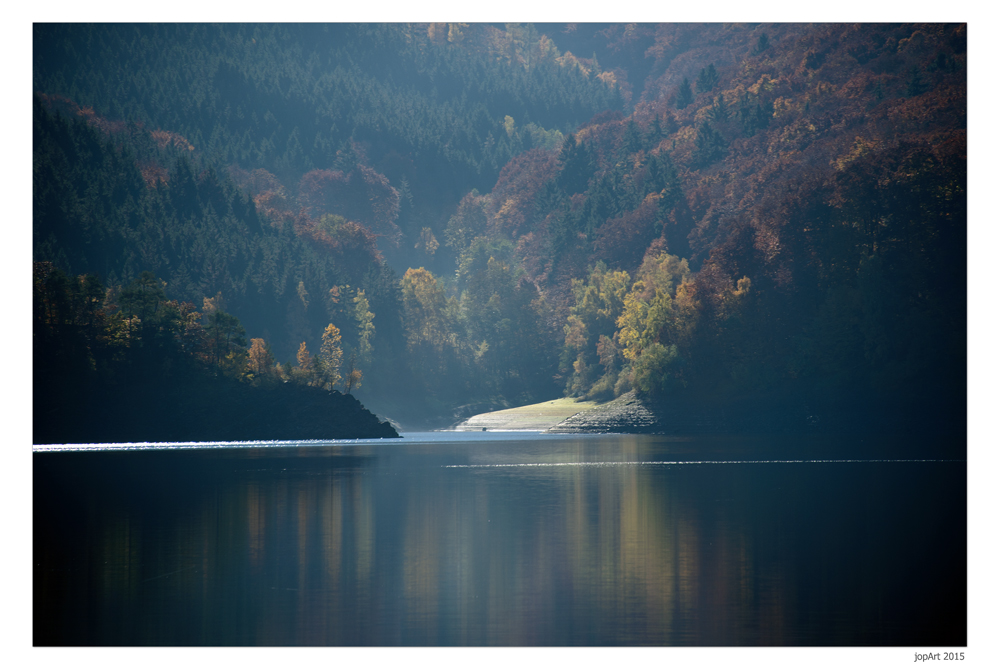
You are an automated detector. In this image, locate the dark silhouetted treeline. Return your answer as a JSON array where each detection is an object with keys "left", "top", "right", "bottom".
[{"left": 33, "top": 262, "right": 397, "bottom": 443}]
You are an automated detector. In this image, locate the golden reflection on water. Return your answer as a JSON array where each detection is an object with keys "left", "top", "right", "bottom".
[
  {"left": 35, "top": 437, "right": 965, "bottom": 645},
  {"left": 81, "top": 442, "right": 771, "bottom": 645}
]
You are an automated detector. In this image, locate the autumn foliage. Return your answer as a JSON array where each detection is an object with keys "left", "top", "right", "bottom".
[{"left": 34, "top": 23, "right": 966, "bottom": 429}]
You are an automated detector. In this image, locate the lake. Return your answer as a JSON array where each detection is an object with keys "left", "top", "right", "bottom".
[{"left": 33, "top": 431, "right": 966, "bottom": 646}]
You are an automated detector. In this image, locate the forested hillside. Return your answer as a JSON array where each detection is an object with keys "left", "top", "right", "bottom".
[{"left": 33, "top": 23, "right": 966, "bottom": 433}]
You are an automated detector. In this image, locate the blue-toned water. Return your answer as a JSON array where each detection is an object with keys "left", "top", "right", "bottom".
[{"left": 33, "top": 432, "right": 966, "bottom": 646}]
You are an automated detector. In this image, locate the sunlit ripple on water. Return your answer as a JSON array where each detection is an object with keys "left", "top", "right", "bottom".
[
  {"left": 31, "top": 438, "right": 395, "bottom": 452},
  {"left": 446, "top": 458, "right": 964, "bottom": 468},
  {"left": 31, "top": 430, "right": 601, "bottom": 452}
]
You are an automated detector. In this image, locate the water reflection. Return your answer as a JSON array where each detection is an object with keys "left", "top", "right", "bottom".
[{"left": 33, "top": 434, "right": 966, "bottom": 645}]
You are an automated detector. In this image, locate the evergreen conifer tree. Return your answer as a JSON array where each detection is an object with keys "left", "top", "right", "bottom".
[
  {"left": 557, "top": 134, "right": 594, "bottom": 195},
  {"left": 708, "top": 94, "right": 730, "bottom": 123},
  {"left": 693, "top": 121, "right": 727, "bottom": 166},
  {"left": 646, "top": 114, "right": 663, "bottom": 145},
  {"left": 754, "top": 33, "right": 770, "bottom": 55},
  {"left": 696, "top": 63, "right": 719, "bottom": 93},
  {"left": 620, "top": 119, "right": 643, "bottom": 159},
  {"left": 675, "top": 78, "right": 694, "bottom": 109}
]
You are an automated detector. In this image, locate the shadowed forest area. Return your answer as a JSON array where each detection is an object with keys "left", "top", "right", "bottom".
[{"left": 33, "top": 23, "right": 966, "bottom": 439}]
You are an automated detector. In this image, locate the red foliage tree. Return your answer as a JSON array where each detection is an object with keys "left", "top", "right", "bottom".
[
  {"left": 592, "top": 194, "right": 661, "bottom": 271},
  {"left": 297, "top": 166, "right": 401, "bottom": 243}
]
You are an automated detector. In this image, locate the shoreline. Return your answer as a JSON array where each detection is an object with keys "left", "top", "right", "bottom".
[
  {"left": 452, "top": 390, "right": 966, "bottom": 442},
  {"left": 450, "top": 397, "right": 601, "bottom": 432},
  {"left": 451, "top": 392, "right": 668, "bottom": 435}
]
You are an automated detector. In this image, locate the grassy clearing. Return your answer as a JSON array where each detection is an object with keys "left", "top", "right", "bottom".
[{"left": 454, "top": 397, "right": 602, "bottom": 431}]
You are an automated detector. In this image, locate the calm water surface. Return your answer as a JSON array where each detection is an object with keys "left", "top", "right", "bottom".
[{"left": 33, "top": 432, "right": 966, "bottom": 646}]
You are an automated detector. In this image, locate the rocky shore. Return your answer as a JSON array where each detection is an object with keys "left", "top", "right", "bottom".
[
  {"left": 544, "top": 390, "right": 958, "bottom": 437},
  {"left": 546, "top": 390, "right": 821, "bottom": 435},
  {"left": 442, "top": 387, "right": 961, "bottom": 439},
  {"left": 544, "top": 392, "right": 663, "bottom": 433},
  {"left": 451, "top": 392, "right": 725, "bottom": 434}
]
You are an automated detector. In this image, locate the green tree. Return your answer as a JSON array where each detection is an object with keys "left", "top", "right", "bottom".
[
  {"left": 675, "top": 77, "right": 694, "bottom": 109},
  {"left": 556, "top": 133, "right": 594, "bottom": 195},
  {"left": 738, "top": 94, "right": 770, "bottom": 137},
  {"left": 695, "top": 63, "right": 719, "bottom": 94},
  {"left": 632, "top": 343, "right": 683, "bottom": 396},
  {"left": 562, "top": 262, "right": 632, "bottom": 398},
  {"left": 753, "top": 33, "right": 770, "bottom": 55},
  {"left": 118, "top": 271, "right": 165, "bottom": 322},
  {"left": 205, "top": 310, "right": 247, "bottom": 376},
  {"left": 117, "top": 272, "right": 170, "bottom": 356},
  {"left": 707, "top": 94, "right": 730, "bottom": 124},
  {"left": 620, "top": 118, "right": 643, "bottom": 159},
  {"left": 445, "top": 190, "right": 491, "bottom": 252},
  {"left": 693, "top": 121, "right": 728, "bottom": 167},
  {"left": 645, "top": 114, "right": 665, "bottom": 144}
]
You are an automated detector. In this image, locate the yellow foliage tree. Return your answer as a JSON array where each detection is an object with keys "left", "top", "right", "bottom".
[
  {"left": 613, "top": 254, "right": 698, "bottom": 396},
  {"left": 353, "top": 290, "right": 375, "bottom": 363},
  {"left": 447, "top": 23, "right": 467, "bottom": 44},
  {"left": 401, "top": 267, "right": 452, "bottom": 354},
  {"left": 415, "top": 227, "right": 440, "bottom": 256},
  {"left": 343, "top": 351, "right": 363, "bottom": 394},
  {"left": 617, "top": 283, "right": 650, "bottom": 362},
  {"left": 564, "top": 262, "right": 632, "bottom": 397},
  {"left": 401, "top": 267, "right": 462, "bottom": 383},
  {"left": 319, "top": 324, "right": 343, "bottom": 391},
  {"left": 294, "top": 341, "right": 317, "bottom": 386},
  {"left": 633, "top": 251, "right": 690, "bottom": 301},
  {"left": 427, "top": 23, "right": 446, "bottom": 44},
  {"left": 246, "top": 338, "right": 275, "bottom": 384}
]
